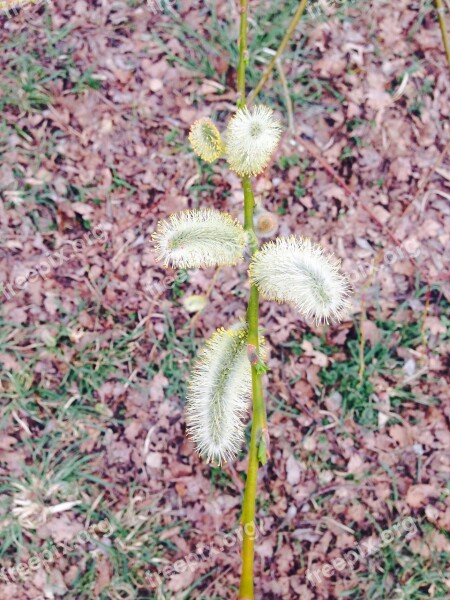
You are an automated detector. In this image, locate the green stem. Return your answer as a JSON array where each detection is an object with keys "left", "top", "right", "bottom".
[
  {"left": 237, "top": 4, "right": 267, "bottom": 597},
  {"left": 242, "top": 175, "right": 253, "bottom": 230},
  {"left": 237, "top": 0, "right": 249, "bottom": 107},
  {"left": 240, "top": 190, "right": 267, "bottom": 600}
]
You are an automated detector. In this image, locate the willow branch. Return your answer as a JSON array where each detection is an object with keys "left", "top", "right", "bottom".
[
  {"left": 236, "top": 2, "right": 267, "bottom": 598},
  {"left": 239, "top": 180, "right": 267, "bottom": 600},
  {"left": 237, "top": 0, "right": 249, "bottom": 107},
  {"left": 247, "top": 0, "right": 308, "bottom": 104}
]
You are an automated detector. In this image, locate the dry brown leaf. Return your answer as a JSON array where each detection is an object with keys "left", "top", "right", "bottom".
[{"left": 406, "top": 484, "right": 439, "bottom": 508}]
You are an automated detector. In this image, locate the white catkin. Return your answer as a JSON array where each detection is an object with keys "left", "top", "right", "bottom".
[
  {"left": 186, "top": 323, "right": 264, "bottom": 465},
  {"left": 152, "top": 208, "right": 246, "bottom": 269},
  {"left": 249, "top": 236, "right": 351, "bottom": 324},
  {"left": 225, "top": 105, "right": 282, "bottom": 176}
]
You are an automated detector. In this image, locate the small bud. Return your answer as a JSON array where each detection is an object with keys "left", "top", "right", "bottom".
[
  {"left": 189, "top": 118, "right": 225, "bottom": 163},
  {"left": 247, "top": 343, "right": 259, "bottom": 365},
  {"left": 253, "top": 208, "right": 279, "bottom": 238},
  {"left": 225, "top": 105, "right": 282, "bottom": 176},
  {"left": 182, "top": 294, "right": 208, "bottom": 314}
]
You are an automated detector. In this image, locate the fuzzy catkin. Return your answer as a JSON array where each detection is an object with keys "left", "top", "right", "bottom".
[
  {"left": 225, "top": 105, "right": 282, "bottom": 176},
  {"left": 249, "top": 236, "right": 351, "bottom": 324},
  {"left": 186, "top": 324, "right": 263, "bottom": 465},
  {"left": 152, "top": 209, "right": 246, "bottom": 269},
  {"left": 189, "top": 118, "right": 224, "bottom": 163}
]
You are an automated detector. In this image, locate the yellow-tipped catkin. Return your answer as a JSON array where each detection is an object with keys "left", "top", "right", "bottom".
[
  {"left": 186, "top": 323, "right": 264, "bottom": 465},
  {"left": 189, "top": 118, "right": 225, "bottom": 163},
  {"left": 249, "top": 236, "right": 351, "bottom": 324},
  {"left": 152, "top": 209, "right": 246, "bottom": 269},
  {"left": 225, "top": 105, "right": 282, "bottom": 176}
]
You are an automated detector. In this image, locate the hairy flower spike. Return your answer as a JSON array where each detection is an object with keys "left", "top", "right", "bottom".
[
  {"left": 225, "top": 105, "right": 282, "bottom": 176},
  {"left": 186, "top": 323, "right": 264, "bottom": 465},
  {"left": 189, "top": 118, "right": 225, "bottom": 163},
  {"left": 152, "top": 209, "right": 246, "bottom": 269},
  {"left": 249, "top": 236, "right": 351, "bottom": 324}
]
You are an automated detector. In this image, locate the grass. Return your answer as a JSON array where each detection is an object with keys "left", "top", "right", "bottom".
[
  {"left": 0, "top": 18, "right": 99, "bottom": 114},
  {"left": 275, "top": 284, "right": 449, "bottom": 599},
  {"left": 0, "top": 305, "right": 190, "bottom": 598},
  {"left": 0, "top": 460, "right": 182, "bottom": 598},
  {"left": 147, "top": 0, "right": 377, "bottom": 134},
  {"left": 343, "top": 519, "right": 450, "bottom": 599},
  {"left": 149, "top": 312, "right": 198, "bottom": 399},
  {"left": 0, "top": 441, "right": 100, "bottom": 552},
  {"left": 0, "top": 16, "right": 109, "bottom": 238},
  {"left": 149, "top": 0, "right": 345, "bottom": 114},
  {"left": 278, "top": 285, "right": 448, "bottom": 427},
  {"left": 0, "top": 313, "right": 149, "bottom": 431},
  {"left": 1, "top": 2, "right": 448, "bottom": 599}
]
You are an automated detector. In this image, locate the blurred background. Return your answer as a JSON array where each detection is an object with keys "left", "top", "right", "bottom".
[{"left": 0, "top": 0, "right": 449, "bottom": 598}]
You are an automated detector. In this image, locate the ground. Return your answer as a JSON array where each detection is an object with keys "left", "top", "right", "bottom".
[{"left": 0, "top": 0, "right": 449, "bottom": 599}]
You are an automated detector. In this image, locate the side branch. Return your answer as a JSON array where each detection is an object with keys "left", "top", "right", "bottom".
[
  {"left": 248, "top": 0, "right": 309, "bottom": 104},
  {"left": 237, "top": 0, "right": 249, "bottom": 106}
]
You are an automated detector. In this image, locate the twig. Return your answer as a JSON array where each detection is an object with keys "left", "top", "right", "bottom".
[
  {"left": 435, "top": 0, "right": 450, "bottom": 68},
  {"left": 237, "top": 2, "right": 268, "bottom": 599},
  {"left": 239, "top": 174, "right": 266, "bottom": 600},
  {"left": 247, "top": 0, "right": 309, "bottom": 105},
  {"left": 276, "top": 58, "right": 294, "bottom": 132},
  {"left": 237, "top": 0, "right": 249, "bottom": 108}
]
